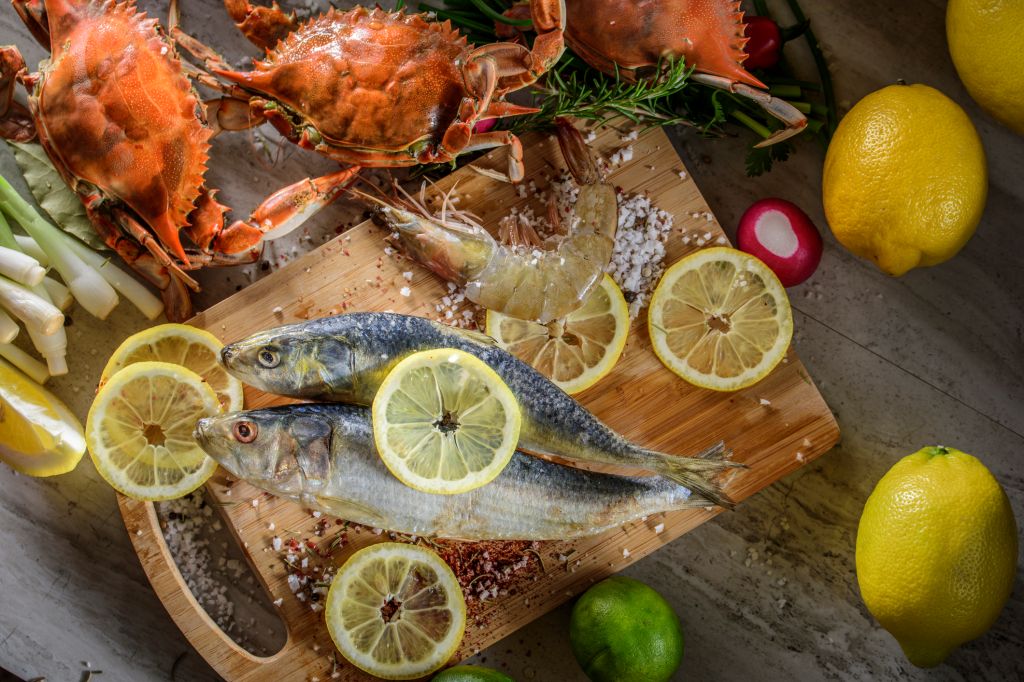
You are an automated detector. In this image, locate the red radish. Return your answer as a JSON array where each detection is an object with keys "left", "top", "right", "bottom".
[
  {"left": 743, "top": 16, "right": 783, "bottom": 70},
  {"left": 737, "top": 198, "right": 822, "bottom": 286},
  {"left": 473, "top": 118, "right": 498, "bottom": 134}
]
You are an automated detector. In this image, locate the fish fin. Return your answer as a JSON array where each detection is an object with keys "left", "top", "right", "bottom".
[
  {"left": 450, "top": 326, "right": 499, "bottom": 346},
  {"left": 653, "top": 442, "right": 746, "bottom": 510},
  {"left": 315, "top": 496, "right": 389, "bottom": 527}
]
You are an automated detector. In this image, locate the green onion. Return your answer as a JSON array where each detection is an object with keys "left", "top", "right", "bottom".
[
  {"left": 0, "top": 245, "right": 45, "bottom": 287},
  {"left": 55, "top": 230, "right": 163, "bottom": 320},
  {"left": 0, "top": 275, "right": 63, "bottom": 335},
  {"left": 12, "top": 234, "right": 47, "bottom": 266},
  {"left": 41, "top": 276, "right": 73, "bottom": 312},
  {"left": 0, "top": 342, "right": 48, "bottom": 384},
  {"left": 0, "top": 176, "right": 119, "bottom": 320},
  {"left": 0, "top": 309, "right": 17, "bottom": 344}
]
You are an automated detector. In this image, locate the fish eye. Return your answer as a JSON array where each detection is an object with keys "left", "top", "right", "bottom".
[
  {"left": 232, "top": 420, "right": 258, "bottom": 443},
  {"left": 258, "top": 347, "right": 280, "bottom": 368}
]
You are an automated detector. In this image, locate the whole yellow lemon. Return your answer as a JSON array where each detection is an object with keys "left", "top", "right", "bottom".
[
  {"left": 856, "top": 446, "right": 1018, "bottom": 668},
  {"left": 822, "top": 84, "right": 987, "bottom": 276},
  {"left": 947, "top": 0, "right": 1024, "bottom": 135}
]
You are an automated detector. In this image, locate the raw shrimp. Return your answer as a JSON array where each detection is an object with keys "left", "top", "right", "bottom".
[{"left": 365, "top": 118, "right": 617, "bottom": 323}]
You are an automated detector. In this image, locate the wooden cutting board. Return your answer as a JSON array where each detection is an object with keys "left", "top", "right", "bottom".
[{"left": 118, "top": 125, "right": 839, "bottom": 681}]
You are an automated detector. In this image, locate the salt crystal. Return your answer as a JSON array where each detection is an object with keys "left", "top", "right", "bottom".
[
  {"left": 654, "top": 523, "right": 665, "bottom": 534},
  {"left": 402, "top": 271, "right": 413, "bottom": 281},
  {"left": 271, "top": 306, "right": 283, "bottom": 315},
  {"left": 273, "top": 598, "right": 283, "bottom": 607},
  {"left": 622, "top": 548, "right": 631, "bottom": 558},
  {"left": 759, "top": 398, "right": 771, "bottom": 406},
  {"left": 399, "top": 286, "right": 411, "bottom": 297}
]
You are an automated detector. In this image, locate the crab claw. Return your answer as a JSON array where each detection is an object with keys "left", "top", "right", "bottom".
[{"left": 190, "top": 167, "right": 361, "bottom": 265}]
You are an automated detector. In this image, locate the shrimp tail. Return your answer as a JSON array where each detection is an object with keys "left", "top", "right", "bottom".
[{"left": 646, "top": 441, "right": 744, "bottom": 510}]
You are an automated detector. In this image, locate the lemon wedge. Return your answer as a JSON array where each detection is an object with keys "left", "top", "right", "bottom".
[
  {"left": 86, "top": 361, "right": 221, "bottom": 500},
  {"left": 0, "top": 357, "right": 85, "bottom": 476},
  {"left": 485, "top": 274, "right": 629, "bottom": 394},
  {"left": 648, "top": 247, "right": 793, "bottom": 391},
  {"left": 372, "top": 348, "right": 520, "bottom": 494},
  {"left": 101, "top": 324, "right": 243, "bottom": 412},
  {"left": 326, "top": 542, "right": 467, "bottom": 680}
]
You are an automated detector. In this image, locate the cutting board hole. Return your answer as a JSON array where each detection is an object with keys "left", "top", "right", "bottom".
[{"left": 158, "top": 488, "right": 287, "bottom": 655}]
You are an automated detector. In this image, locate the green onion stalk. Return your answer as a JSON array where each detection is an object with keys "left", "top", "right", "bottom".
[
  {"left": 0, "top": 211, "right": 68, "bottom": 375},
  {"left": 0, "top": 175, "right": 119, "bottom": 320}
]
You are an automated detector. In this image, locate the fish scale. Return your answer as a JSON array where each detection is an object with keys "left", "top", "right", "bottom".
[
  {"left": 220, "top": 312, "right": 740, "bottom": 507},
  {"left": 195, "top": 403, "right": 703, "bottom": 540}
]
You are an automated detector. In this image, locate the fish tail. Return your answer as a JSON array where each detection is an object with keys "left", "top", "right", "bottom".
[{"left": 648, "top": 442, "right": 744, "bottom": 510}]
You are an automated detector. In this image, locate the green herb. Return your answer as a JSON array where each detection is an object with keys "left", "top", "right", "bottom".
[
  {"left": 7, "top": 141, "right": 105, "bottom": 250},
  {"left": 415, "top": 0, "right": 835, "bottom": 176}
]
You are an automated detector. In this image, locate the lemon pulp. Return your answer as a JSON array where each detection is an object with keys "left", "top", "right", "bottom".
[
  {"left": 648, "top": 248, "right": 793, "bottom": 391},
  {"left": 87, "top": 361, "right": 221, "bottom": 500},
  {"left": 486, "top": 274, "right": 629, "bottom": 394},
  {"left": 101, "top": 323, "right": 243, "bottom": 412},
  {"left": 326, "top": 542, "right": 466, "bottom": 680},
  {"left": 372, "top": 349, "right": 520, "bottom": 494},
  {"left": 0, "top": 357, "right": 85, "bottom": 476}
]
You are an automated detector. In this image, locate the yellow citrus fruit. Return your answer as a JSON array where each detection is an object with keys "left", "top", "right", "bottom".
[
  {"left": 325, "top": 542, "right": 466, "bottom": 680},
  {"left": 485, "top": 274, "right": 629, "bottom": 394},
  {"left": 101, "top": 323, "right": 243, "bottom": 412},
  {"left": 86, "top": 361, "right": 221, "bottom": 500},
  {"left": 947, "top": 0, "right": 1024, "bottom": 135},
  {"left": 823, "top": 83, "right": 987, "bottom": 276},
  {"left": 856, "top": 446, "right": 1018, "bottom": 667},
  {"left": 0, "top": 357, "right": 84, "bottom": 476},
  {"left": 372, "top": 348, "right": 520, "bottom": 494},
  {"left": 648, "top": 247, "right": 793, "bottom": 391}
]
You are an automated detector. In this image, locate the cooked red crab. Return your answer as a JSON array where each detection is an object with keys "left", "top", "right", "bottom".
[
  {"left": 0, "top": 0, "right": 359, "bottom": 320},
  {"left": 172, "top": 0, "right": 566, "bottom": 181},
  {"left": 501, "top": 0, "right": 807, "bottom": 146}
]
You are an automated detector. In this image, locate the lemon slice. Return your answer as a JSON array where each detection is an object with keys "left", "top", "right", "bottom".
[
  {"left": 101, "top": 324, "right": 243, "bottom": 412},
  {"left": 87, "top": 361, "right": 221, "bottom": 500},
  {"left": 0, "top": 358, "right": 85, "bottom": 477},
  {"left": 326, "top": 542, "right": 466, "bottom": 680},
  {"left": 372, "top": 348, "right": 520, "bottom": 494},
  {"left": 485, "top": 274, "right": 629, "bottom": 394},
  {"left": 648, "top": 247, "right": 793, "bottom": 391}
]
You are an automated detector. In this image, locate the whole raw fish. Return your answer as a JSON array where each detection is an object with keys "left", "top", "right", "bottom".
[
  {"left": 220, "top": 312, "right": 740, "bottom": 507},
  {"left": 195, "top": 403, "right": 709, "bottom": 540}
]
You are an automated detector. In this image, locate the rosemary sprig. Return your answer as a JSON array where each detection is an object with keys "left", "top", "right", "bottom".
[{"left": 512, "top": 57, "right": 701, "bottom": 133}]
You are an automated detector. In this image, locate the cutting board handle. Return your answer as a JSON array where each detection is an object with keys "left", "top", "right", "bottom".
[{"left": 118, "top": 493, "right": 297, "bottom": 680}]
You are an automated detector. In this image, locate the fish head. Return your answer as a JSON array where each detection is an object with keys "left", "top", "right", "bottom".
[
  {"left": 194, "top": 408, "right": 334, "bottom": 497},
  {"left": 220, "top": 324, "right": 356, "bottom": 400}
]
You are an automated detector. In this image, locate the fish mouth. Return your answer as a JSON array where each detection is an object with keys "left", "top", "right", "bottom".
[
  {"left": 192, "top": 417, "right": 212, "bottom": 447},
  {"left": 219, "top": 344, "right": 239, "bottom": 370}
]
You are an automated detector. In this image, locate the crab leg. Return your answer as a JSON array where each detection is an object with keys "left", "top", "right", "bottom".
[
  {"left": 691, "top": 73, "right": 808, "bottom": 147},
  {"left": 0, "top": 47, "right": 35, "bottom": 143},
  {"left": 87, "top": 209, "right": 196, "bottom": 321},
  {"left": 222, "top": 0, "right": 298, "bottom": 52},
  {"left": 461, "top": 131, "right": 527, "bottom": 183},
  {"left": 468, "top": 0, "right": 566, "bottom": 96},
  {"left": 186, "top": 167, "right": 361, "bottom": 264}
]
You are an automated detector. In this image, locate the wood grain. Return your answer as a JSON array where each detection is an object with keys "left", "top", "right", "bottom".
[{"left": 118, "top": 125, "right": 839, "bottom": 681}]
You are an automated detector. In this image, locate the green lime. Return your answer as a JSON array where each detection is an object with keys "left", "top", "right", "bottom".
[
  {"left": 569, "top": 576, "right": 684, "bottom": 682},
  {"left": 432, "top": 665, "right": 515, "bottom": 681}
]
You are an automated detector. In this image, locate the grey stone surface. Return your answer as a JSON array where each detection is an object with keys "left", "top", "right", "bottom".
[{"left": 0, "top": 0, "right": 1021, "bottom": 680}]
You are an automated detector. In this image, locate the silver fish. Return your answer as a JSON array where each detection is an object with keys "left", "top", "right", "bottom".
[
  {"left": 221, "top": 312, "right": 739, "bottom": 507},
  {"left": 194, "top": 403, "right": 708, "bottom": 540}
]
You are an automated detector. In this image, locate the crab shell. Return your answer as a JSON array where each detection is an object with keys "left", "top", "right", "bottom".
[
  {"left": 32, "top": 0, "right": 212, "bottom": 263},
  {"left": 214, "top": 8, "right": 489, "bottom": 165},
  {"left": 563, "top": 0, "right": 764, "bottom": 87}
]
